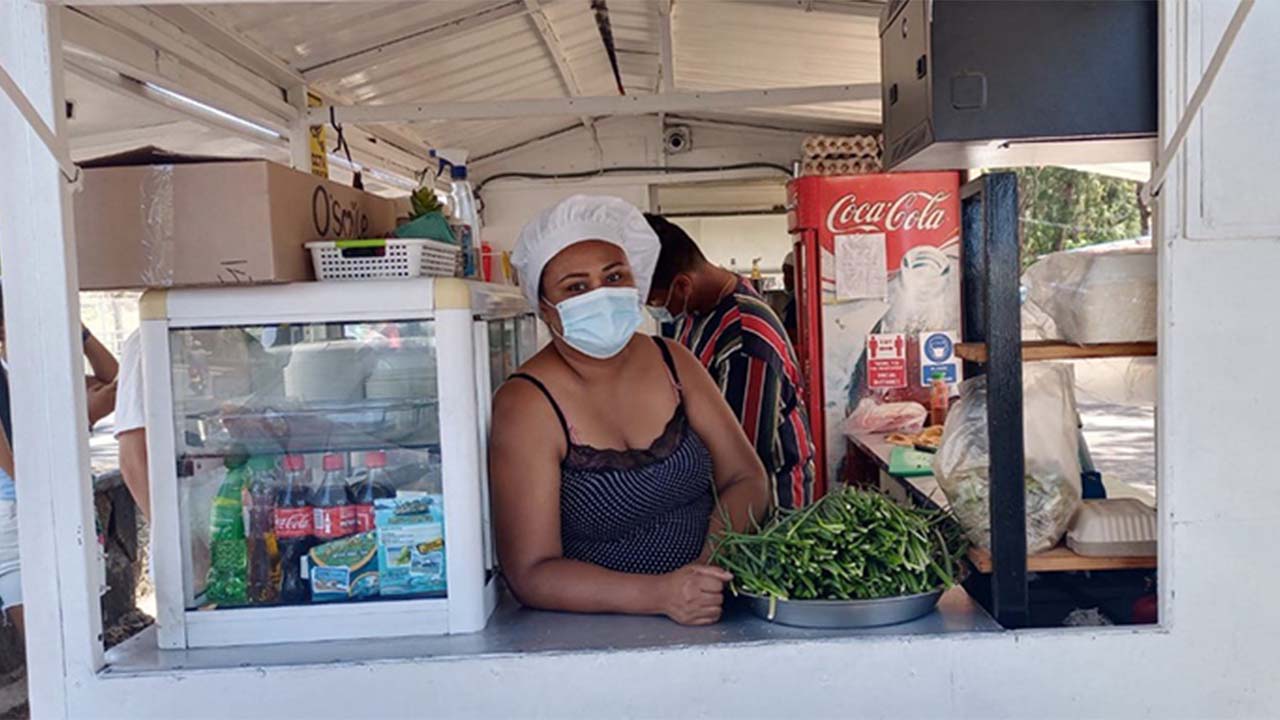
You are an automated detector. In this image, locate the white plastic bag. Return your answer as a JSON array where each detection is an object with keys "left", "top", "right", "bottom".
[
  {"left": 932, "top": 363, "right": 1083, "bottom": 554},
  {"left": 1022, "top": 248, "right": 1156, "bottom": 344},
  {"left": 842, "top": 398, "right": 928, "bottom": 435}
]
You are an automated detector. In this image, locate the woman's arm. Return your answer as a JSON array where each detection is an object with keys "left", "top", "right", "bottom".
[
  {"left": 666, "top": 341, "right": 772, "bottom": 556},
  {"left": 489, "top": 378, "right": 728, "bottom": 625}
]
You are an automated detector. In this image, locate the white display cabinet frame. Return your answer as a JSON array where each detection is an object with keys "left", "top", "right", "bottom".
[{"left": 139, "top": 278, "right": 528, "bottom": 649}]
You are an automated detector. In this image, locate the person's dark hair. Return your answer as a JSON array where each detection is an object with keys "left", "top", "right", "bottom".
[{"left": 644, "top": 214, "right": 706, "bottom": 291}]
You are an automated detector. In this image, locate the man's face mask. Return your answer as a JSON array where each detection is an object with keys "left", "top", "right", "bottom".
[{"left": 646, "top": 275, "right": 690, "bottom": 325}]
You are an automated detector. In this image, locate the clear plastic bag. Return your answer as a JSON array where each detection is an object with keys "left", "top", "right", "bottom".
[
  {"left": 932, "top": 363, "right": 1082, "bottom": 553},
  {"left": 842, "top": 398, "right": 928, "bottom": 435}
]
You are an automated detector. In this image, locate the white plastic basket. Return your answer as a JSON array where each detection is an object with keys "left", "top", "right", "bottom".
[{"left": 306, "top": 238, "right": 462, "bottom": 281}]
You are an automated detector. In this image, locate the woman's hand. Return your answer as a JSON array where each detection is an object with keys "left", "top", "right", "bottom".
[{"left": 655, "top": 563, "right": 733, "bottom": 626}]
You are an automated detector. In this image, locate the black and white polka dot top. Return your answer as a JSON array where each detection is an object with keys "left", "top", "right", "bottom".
[{"left": 511, "top": 337, "right": 714, "bottom": 575}]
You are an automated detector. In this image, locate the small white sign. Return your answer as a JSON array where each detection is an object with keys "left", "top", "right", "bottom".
[{"left": 834, "top": 233, "right": 888, "bottom": 301}]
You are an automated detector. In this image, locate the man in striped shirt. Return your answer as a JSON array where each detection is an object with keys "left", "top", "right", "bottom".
[{"left": 644, "top": 215, "right": 816, "bottom": 509}]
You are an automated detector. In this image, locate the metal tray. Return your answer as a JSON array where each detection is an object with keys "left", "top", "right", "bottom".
[{"left": 740, "top": 588, "right": 944, "bottom": 628}]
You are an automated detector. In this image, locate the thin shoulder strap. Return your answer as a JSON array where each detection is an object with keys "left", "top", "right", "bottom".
[
  {"left": 651, "top": 336, "right": 683, "bottom": 396},
  {"left": 509, "top": 373, "right": 572, "bottom": 445}
]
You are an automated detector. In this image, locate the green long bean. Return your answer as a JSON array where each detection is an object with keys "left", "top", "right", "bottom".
[{"left": 710, "top": 488, "right": 968, "bottom": 601}]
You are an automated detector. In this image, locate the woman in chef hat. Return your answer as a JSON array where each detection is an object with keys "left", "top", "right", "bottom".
[{"left": 491, "top": 195, "right": 770, "bottom": 626}]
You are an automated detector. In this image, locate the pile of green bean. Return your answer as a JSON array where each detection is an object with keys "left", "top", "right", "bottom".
[{"left": 711, "top": 488, "right": 967, "bottom": 601}]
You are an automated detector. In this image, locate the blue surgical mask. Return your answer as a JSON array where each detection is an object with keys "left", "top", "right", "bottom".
[
  {"left": 646, "top": 304, "right": 676, "bottom": 325},
  {"left": 546, "top": 287, "right": 643, "bottom": 359}
]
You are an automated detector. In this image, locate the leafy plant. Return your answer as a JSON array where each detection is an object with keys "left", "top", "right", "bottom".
[
  {"left": 710, "top": 488, "right": 967, "bottom": 601},
  {"left": 410, "top": 186, "right": 444, "bottom": 218}
]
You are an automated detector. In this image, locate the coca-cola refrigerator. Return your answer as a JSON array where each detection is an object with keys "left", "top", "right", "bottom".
[
  {"left": 787, "top": 172, "right": 963, "bottom": 489},
  {"left": 140, "top": 278, "right": 535, "bottom": 649}
]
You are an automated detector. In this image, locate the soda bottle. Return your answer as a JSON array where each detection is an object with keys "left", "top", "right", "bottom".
[
  {"left": 313, "top": 453, "right": 355, "bottom": 541},
  {"left": 244, "top": 456, "right": 281, "bottom": 605},
  {"left": 206, "top": 453, "right": 249, "bottom": 606},
  {"left": 352, "top": 450, "right": 396, "bottom": 533},
  {"left": 275, "top": 454, "right": 315, "bottom": 604}
]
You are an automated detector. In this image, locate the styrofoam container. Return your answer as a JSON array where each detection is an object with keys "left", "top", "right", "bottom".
[{"left": 1067, "top": 498, "right": 1157, "bottom": 557}]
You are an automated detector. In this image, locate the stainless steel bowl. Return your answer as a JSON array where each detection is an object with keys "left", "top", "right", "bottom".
[{"left": 740, "top": 588, "right": 945, "bottom": 628}]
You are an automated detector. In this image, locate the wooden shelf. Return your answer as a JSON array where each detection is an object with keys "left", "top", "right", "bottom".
[
  {"left": 967, "top": 545, "right": 1156, "bottom": 574},
  {"left": 954, "top": 340, "right": 1157, "bottom": 364}
]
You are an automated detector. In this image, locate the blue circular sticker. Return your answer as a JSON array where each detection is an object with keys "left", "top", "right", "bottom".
[{"left": 924, "top": 333, "right": 953, "bottom": 362}]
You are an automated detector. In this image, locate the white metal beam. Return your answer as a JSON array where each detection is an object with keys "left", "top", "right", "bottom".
[
  {"left": 523, "top": 0, "right": 597, "bottom": 141},
  {"left": 0, "top": 3, "right": 104, "bottom": 717},
  {"left": 658, "top": 0, "right": 675, "bottom": 93},
  {"left": 313, "top": 83, "right": 879, "bottom": 124},
  {"left": 145, "top": 5, "right": 303, "bottom": 89},
  {"left": 789, "top": 0, "right": 886, "bottom": 18},
  {"left": 301, "top": 1, "right": 527, "bottom": 83},
  {"left": 66, "top": 58, "right": 283, "bottom": 145},
  {"left": 60, "top": 8, "right": 291, "bottom": 136},
  {"left": 72, "top": 6, "right": 296, "bottom": 123},
  {"left": 287, "top": 83, "right": 311, "bottom": 172}
]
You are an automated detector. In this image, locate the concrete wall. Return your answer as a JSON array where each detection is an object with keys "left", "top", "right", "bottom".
[
  {"left": 473, "top": 116, "right": 810, "bottom": 253},
  {"left": 676, "top": 214, "right": 792, "bottom": 276},
  {"left": 479, "top": 181, "right": 652, "bottom": 254}
]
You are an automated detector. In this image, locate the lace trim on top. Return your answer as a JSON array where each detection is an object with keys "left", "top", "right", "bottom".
[{"left": 562, "top": 405, "right": 689, "bottom": 473}]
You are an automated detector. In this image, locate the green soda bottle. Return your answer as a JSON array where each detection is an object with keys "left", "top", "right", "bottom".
[{"left": 205, "top": 451, "right": 250, "bottom": 606}]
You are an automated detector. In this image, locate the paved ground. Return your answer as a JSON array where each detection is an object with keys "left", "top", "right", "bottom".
[{"left": 1079, "top": 401, "right": 1157, "bottom": 503}]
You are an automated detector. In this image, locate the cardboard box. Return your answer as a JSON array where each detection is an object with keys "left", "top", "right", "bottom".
[{"left": 74, "top": 148, "right": 408, "bottom": 290}]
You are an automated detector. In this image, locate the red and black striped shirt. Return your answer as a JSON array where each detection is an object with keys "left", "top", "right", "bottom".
[{"left": 665, "top": 279, "right": 816, "bottom": 508}]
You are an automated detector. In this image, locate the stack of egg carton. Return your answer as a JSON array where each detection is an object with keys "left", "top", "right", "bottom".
[{"left": 800, "top": 134, "right": 883, "bottom": 177}]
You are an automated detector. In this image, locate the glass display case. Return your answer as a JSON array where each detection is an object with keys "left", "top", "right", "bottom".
[{"left": 140, "top": 279, "right": 533, "bottom": 649}]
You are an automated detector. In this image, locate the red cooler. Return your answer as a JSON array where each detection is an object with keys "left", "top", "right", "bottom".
[{"left": 787, "top": 172, "right": 963, "bottom": 490}]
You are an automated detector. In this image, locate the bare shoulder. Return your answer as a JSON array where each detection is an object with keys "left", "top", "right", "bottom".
[{"left": 491, "top": 372, "right": 564, "bottom": 457}]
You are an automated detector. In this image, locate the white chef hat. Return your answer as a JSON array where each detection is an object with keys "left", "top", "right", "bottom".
[{"left": 511, "top": 195, "right": 660, "bottom": 309}]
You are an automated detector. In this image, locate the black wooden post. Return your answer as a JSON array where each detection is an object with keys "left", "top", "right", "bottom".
[{"left": 960, "top": 173, "right": 1028, "bottom": 628}]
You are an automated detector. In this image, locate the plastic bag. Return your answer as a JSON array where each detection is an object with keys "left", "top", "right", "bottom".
[
  {"left": 932, "top": 363, "right": 1082, "bottom": 554},
  {"left": 842, "top": 398, "right": 928, "bottom": 435},
  {"left": 1022, "top": 248, "right": 1156, "bottom": 344}
]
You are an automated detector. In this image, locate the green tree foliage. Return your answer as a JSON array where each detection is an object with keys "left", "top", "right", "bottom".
[{"left": 1013, "top": 167, "right": 1151, "bottom": 267}]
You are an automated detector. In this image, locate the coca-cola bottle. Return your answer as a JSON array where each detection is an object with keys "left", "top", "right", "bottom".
[
  {"left": 275, "top": 454, "right": 315, "bottom": 604},
  {"left": 313, "top": 453, "right": 355, "bottom": 541},
  {"left": 352, "top": 451, "right": 397, "bottom": 534},
  {"left": 243, "top": 456, "right": 281, "bottom": 605}
]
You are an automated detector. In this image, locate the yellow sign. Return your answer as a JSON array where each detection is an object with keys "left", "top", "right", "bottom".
[{"left": 307, "top": 91, "right": 329, "bottom": 179}]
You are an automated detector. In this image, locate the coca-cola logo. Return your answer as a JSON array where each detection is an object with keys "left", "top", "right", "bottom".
[
  {"left": 826, "top": 190, "right": 952, "bottom": 234},
  {"left": 275, "top": 508, "right": 313, "bottom": 537}
]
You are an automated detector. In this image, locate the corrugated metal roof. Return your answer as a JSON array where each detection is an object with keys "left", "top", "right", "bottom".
[
  {"left": 141, "top": 0, "right": 884, "bottom": 159},
  {"left": 673, "top": 1, "right": 881, "bottom": 123}
]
